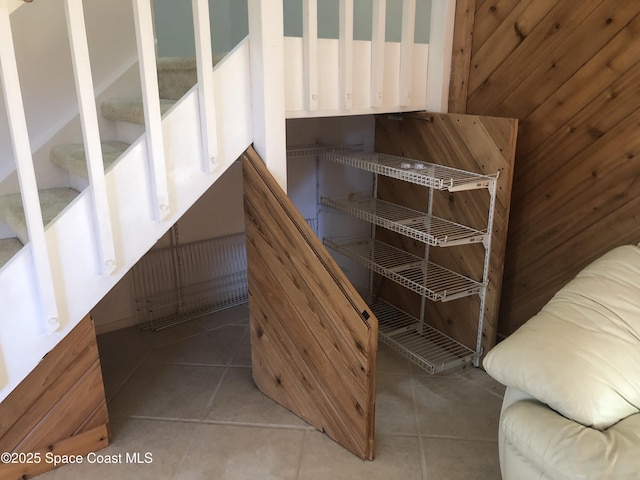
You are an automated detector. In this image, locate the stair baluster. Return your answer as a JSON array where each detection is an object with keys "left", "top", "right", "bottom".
[
  {"left": 64, "top": 0, "right": 117, "bottom": 275},
  {"left": 132, "top": 0, "right": 170, "bottom": 221},
  {"left": 192, "top": 0, "right": 219, "bottom": 173},
  {"left": 0, "top": 1, "right": 59, "bottom": 333}
]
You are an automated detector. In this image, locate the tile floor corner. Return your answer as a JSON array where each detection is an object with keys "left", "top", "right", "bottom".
[{"left": 37, "top": 304, "right": 504, "bottom": 479}]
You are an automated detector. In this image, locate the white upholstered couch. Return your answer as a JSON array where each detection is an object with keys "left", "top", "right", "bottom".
[{"left": 483, "top": 244, "right": 640, "bottom": 480}]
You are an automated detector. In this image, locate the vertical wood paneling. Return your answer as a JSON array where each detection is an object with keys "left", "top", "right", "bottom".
[
  {"left": 448, "top": 0, "right": 475, "bottom": 114},
  {"left": 458, "top": 0, "right": 640, "bottom": 335}
]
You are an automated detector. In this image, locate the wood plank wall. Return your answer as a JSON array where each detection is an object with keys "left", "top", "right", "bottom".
[
  {"left": 450, "top": 0, "right": 640, "bottom": 336},
  {"left": 0, "top": 316, "right": 109, "bottom": 479}
]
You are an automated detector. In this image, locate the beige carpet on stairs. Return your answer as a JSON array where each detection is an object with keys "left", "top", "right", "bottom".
[
  {"left": 0, "top": 238, "right": 23, "bottom": 268},
  {"left": 0, "top": 188, "right": 80, "bottom": 243},
  {"left": 50, "top": 141, "right": 130, "bottom": 179}
]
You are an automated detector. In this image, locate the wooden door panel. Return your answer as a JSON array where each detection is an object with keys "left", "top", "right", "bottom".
[{"left": 242, "top": 147, "right": 378, "bottom": 460}]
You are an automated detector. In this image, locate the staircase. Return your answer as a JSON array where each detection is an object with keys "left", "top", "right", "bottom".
[{"left": 0, "top": 0, "right": 456, "bottom": 403}]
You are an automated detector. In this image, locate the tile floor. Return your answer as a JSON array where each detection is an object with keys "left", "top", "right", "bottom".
[{"left": 38, "top": 304, "right": 505, "bottom": 479}]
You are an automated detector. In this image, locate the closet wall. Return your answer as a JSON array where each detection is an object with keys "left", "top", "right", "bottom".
[{"left": 450, "top": 0, "right": 640, "bottom": 335}]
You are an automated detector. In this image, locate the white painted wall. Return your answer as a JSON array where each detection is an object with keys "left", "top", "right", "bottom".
[
  {"left": 93, "top": 115, "right": 376, "bottom": 332},
  {"left": 92, "top": 160, "right": 246, "bottom": 333},
  {"left": 152, "top": 0, "right": 249, "bottom": 57}
]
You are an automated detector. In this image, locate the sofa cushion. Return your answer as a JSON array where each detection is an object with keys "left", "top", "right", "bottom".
[
  {"left": 501, "top": 399, "right": 640, "bottom": 480},
  {"left": 484, "top": 245, "right": 640, "bottom": 429}
]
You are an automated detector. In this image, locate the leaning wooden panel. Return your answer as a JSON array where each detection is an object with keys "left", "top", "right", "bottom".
[
  {"left": 374, "top": 112, "right": 517, "bottom": 355},
  {"left": 242, "top": 147, "right": 378, "bottom": 460}
]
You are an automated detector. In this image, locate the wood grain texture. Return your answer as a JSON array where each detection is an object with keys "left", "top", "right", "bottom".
[
  {"left": 374, "top": 112, "right": 517, "bottom": 354},
  {"left": 0, "top": 315, "right": 109, "bottom": 479},
  {"left": 242, "top": 146, "right": 378, "bottom": 460},
  {"left": 460, "top": 0, "right": 640, "bottom": 334},
  {"left": 448, "top": 0, "right": 476, "bottom": 114}
]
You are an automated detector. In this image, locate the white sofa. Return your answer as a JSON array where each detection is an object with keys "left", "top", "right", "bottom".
[{"left": 483, "top": 244, "right": 640, "bottom": 480}]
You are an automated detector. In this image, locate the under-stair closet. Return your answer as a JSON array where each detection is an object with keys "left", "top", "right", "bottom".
[{"left": 0, "top": 0, "right": 520, "bottom": 473}]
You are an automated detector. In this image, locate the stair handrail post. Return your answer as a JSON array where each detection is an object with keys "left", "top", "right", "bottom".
[
  {"left": 132, "top": 0, "right": 170, "bottom": 221},
  {"left": 302, "top": 0, "right": 318, "bottom": 111},
  {"left": 192, "top": 0, "right": 220, "bottom": 173},
  {"left": 64, "top": 0, "right": 117, "bottom": 276},
  {"left": 0, "top": 0, "right": 59, "bottom": 334},
  {"left": 426, "top": 0, "right": 456, "bottom": 112},
  {"left": 248, "top": 0, "right": 287, "bottom": 192},
  {"left": 371, "top": 0, "right": 386, "bottom": 108},
  {"left": 339, "top": 0, "right": 354, "bottom": 110},
  {"left": 399, "top": 0, "right": 416, "bottom": 107}
]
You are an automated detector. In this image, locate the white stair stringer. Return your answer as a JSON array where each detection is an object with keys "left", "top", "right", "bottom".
[{"left": 0, "top": 39, "right": 252, "bottom": 402}]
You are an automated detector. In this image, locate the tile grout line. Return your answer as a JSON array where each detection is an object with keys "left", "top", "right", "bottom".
[
  {"left": 103, "top": 349, "right": 151, "bottom": 406},
  {"left": 203, "top": 365, "right": 230, "bottom": 412},
  {"left": 227, "top": 324, "right": 251, "bottom": 366},
  {"left": 456, "top": 371, "right": 506, "bottom": 400},
  {"left": 168, "top": 409, "right": 202, "bottom": 480},
  {"left": 409, "top": 372, "right": 430, "bottom": 480},
  {"left": 294, "top": 428, "right": 311, "bottom": 480}
]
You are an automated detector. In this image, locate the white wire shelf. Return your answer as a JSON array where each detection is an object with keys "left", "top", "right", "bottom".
[
  {"left": 324, "top": 237, "right": 484, "bottom": 302},
  {"left": 286, "top": 144, "right": 363, "bottom": 159},
  {"left": 321, "top": 194, "right": 487, "bottom": 247},
  {"left": 370, "top": 300, "right": 474, "bottom": 374},
  {"left": 324, "top": 151, "right": 497, "bottom": 191}
]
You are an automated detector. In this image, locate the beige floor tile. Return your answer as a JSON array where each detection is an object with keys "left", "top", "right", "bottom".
[
  {"left": 412, "top": 376, "right": 502, "bottom": 441},
  {"left": 46, "top": 418, "right": 196, "bottom": 480},
  {"left": 376, "top": 343, "right": 413, "bottom": 375},
  {"left": 459, "top": 367, "right": 506, "bottom": 398},
  {"left": 146, "top": 325, "right": 246, "bottom": 365},
  {"left": 100, "top": 355, "right": 145, "bottom": 402},
  {"left": 205, "top": 366, "right": 308, "bottom": 427},
  {"left": 97, "top": 327, "right": 150, "bottom": 363},
  {"left": 174, "top": 424, "right": 304, "bottom": 480},
  {"left": 298, "top": 432, "right": 422, "bottom": 480},
  {"left": 229, "top": 327, "right": 252, "bottom": 366},
  {"left": 108, "top": 362, "right": 225, "bottom": 420},
  {"left": 32, "top": 468, "right": 58, "bottom": 479},
  {"left": 137, "top": 320, "right": 209, "bottom": 348},
  {"left": 197, "top": 304, "right": 250, "bottom": 330},
  {"left": 375, "top": 373, "right": 417, "bottom": 435},
  {"left": 422, "top": 438, "right": 501, "bottom": 480}
]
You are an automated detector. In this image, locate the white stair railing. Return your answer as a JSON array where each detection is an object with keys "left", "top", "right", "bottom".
[
  {"left": 302, "top": 0, "right": 318, "bottom": 112},
  {"left": 192, "top": 0, "right": 219, "bottom": 172},
  {"left": 371, "top": 0, "right": 386, "bottom": 108},
  {"left": 132, "top": 0, "right": 170, "bottom": 221},
  {"left": 400, "top": 0, "right": 416, "bottom": 107},
  {"left": 0, "top": 0, "right": 59, "bottom": 334},
  {"left": 64, "top": 0, "right": 117, "bottom": 276},
  {"left": 285, "top": 0, "right": 456, "bottom": 116},
  {"left": 339, "top": 0, "right": 354, "bottom": 111}
]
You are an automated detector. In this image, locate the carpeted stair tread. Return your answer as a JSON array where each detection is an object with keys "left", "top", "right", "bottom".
[
  {"left": 50, "top": 141, "right": 130, "bottom": 178},
  {"left": 0, "top": 238, "right": 23, "bottom": 268},
  {"left": 0, "top": 188, "right": 80, "bottom": 243},
  {"left": 156, "top": 54, "right": 226, "bottom": 100},
  {"left": 100, "top": 98, "right": 176, "bottom": 124}
]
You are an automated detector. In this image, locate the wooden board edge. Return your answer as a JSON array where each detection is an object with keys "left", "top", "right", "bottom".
[{"left": 0, "top": 423, "right": 109, "bottom": 480}]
